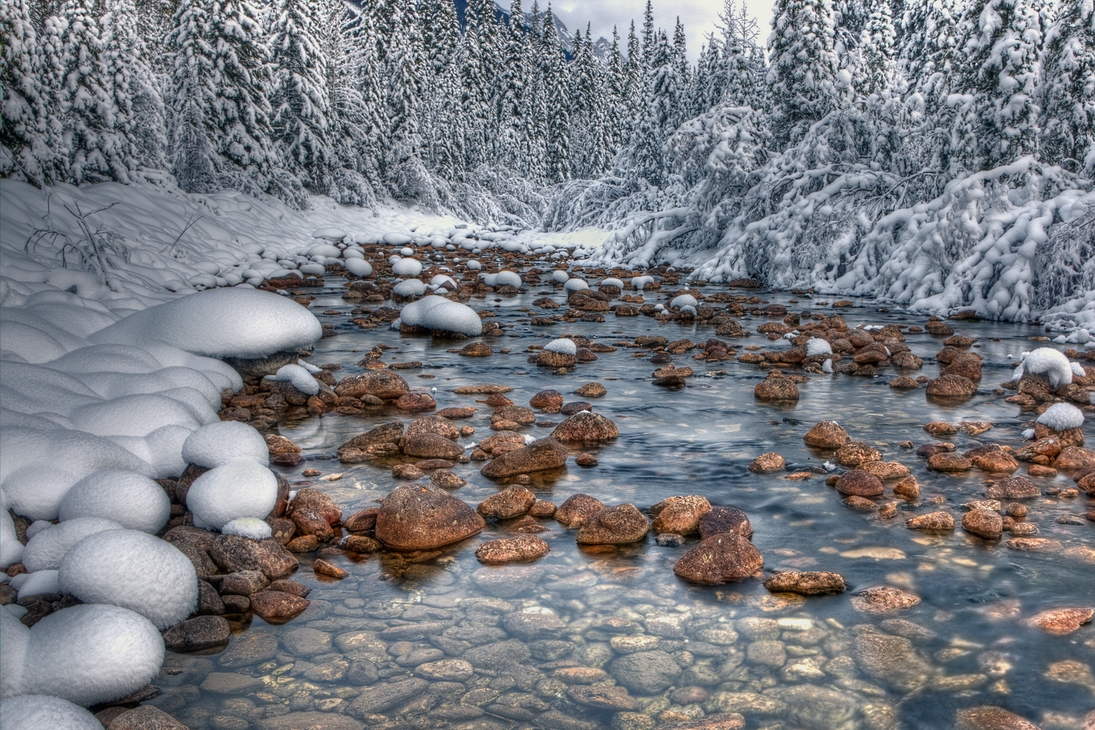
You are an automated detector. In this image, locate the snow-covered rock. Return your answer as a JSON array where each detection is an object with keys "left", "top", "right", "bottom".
[
  {"left": 185, "top": 459, "right": 278, "bottom": 530},
  {"left": 0, "top": 610, "right": 30, "bottom": 698},
  {"left": 563, "top": 278, "right": 589, "bottom": 292},
  {"left": 1011, "top": 347, "right": 1074, "bottom": 388},
  {"left": 383, "top": 232, "right": 413, "bottom": 245},
  {"left": 482, "top": 271, "right": 522, "bottom": 288},
  {"left": 90, "top": 288, "right": 322, "bottom": 359},
  {"left": 58, "top": 529, "right": 197, "bottom": 629},
  {"left": 181, "top": 421, "right": 270, "bottom": 468},
  {"left": 670, "top": 294, "right": 698, "bottom": 309},
  {"left": 430, "top": 274, "right": 458, "bottom": 291},
  {"left": 344, "top": 258, "right": 373, "bottom": 277},
  {"left": 466, "top": 260, "right": 482, "bottom": 271},
  {"left": 632, "top": 276, "right": 655, "bottom": 290},
  {"left": 393, "top": 279, "right": 426, "bottom": 298},
  {"left": 69, "top": 392, "right": 214, "bottom": 438},
  {"left": 22, "top": 518, "right": 124, "bottom": 572},
  {"left": 392, "top": 258, "right": 423, "bottom": 277},
  {"left": 221, "top": 517, "right": 273, "bottom": 540},
  {"left": 544, "top": 338, "right": 578, "bottom": 356},
  {"left": 0, "top": 695, "right": 102, "bottom": 730},
  {"left": 1036, "top": 403, "right": 1084, "bottom": 431},
  {"left": 806, "top": 338, "right": 833, "bottom": 356},
  {"left": 399, "top": 295, "right": 483, "bottom": 336},
  {"left": 267, "top": 364, "right": 320, "bottom": 396},
  {"left": 58, "top": 471, "right": 171, "bottom": 534},
  {"left": 600, "top": 278, "right": 624, "bottom": 289},
  {"left": 12, "top": 570, "right": 59, "bottom": 600},
  {"left": 552, "top": 270, "right": 570, "bottom": 283},
  {"left": 20, "top": 604, "right": 164, "bottom": 706}
]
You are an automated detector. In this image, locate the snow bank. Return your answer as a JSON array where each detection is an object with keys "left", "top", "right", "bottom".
[
  {"left": 90, "top": 288, "right": 322, "bottom": 359},
  {"left": 185, "top": 459, "right": 279, "bottom": 530},
  {"left": 545, "top": 338, "right": 578, "bottom": 356},
  {"left": 267, "top": 364, "right": 320, "bottom": 396},
  {"left": 21, "top": 518, "right": 124, "bottom": 572},
  {"left": 58, "top": 471, "right": 171, "bottom": 534},
  {"left": 59, "top": 529, "right": 197, "bottom": 629},
  {"left": 221, "top": 517, "right": 274, "bottom": 540},
  {"left": 1036, "top": 403, "right": 1084, "bottom": 431},
  {"left": 399, "top": 295, "right": 483, "bottom": 336},
  {"left": 0, "top": 695, "right": 102, "bottom": 730},
  {"left": 1011, "top": 347, "right": 1074, "bottom": 388}
]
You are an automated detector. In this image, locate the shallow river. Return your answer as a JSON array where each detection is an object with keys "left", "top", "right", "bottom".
[{"left": 152, "top": 272, "right": 1095, "bottom": 730}]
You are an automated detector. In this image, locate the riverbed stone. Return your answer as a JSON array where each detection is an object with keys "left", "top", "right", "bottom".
[
  {"left": 201, "top": 672, "right": 263, "bottom": 694},
  {"left": 576, "top": 504, "right": 650, "bottom": 544},
  {"left": 470, "top": 566, "right": 542, "bottom": 598},
  {"left": 971, "top": 450, "right": 1020, "bottom": 473},
  {"left": 610, "top": 650, "right": 682, "bottom": 694},
  {"left": 956, "top": 706, "right": 1042, "bottom": 730},
  {"left": 748, "top": 453, "right": 785, "bottom": 473},
  {"left": 567, "top": 685, "right": 639, "bottom": 711},
  {"left": 674, "top": 534, "right": 763, "bottom": 584},
  {"left": 464, "top": 638, "right": 531, "bottom": 668},
  {"left": 336, "top": 371, "right": 409, "bottom": 400},
  {"left": 552, "top": 412, "right": 619, "bottom": 442},
  {"left": 375, "top": 482, "right": 485, "bottom": 550},
  {"left": 835, "top": 441, "right": 882, "bottom": 467},
  {"left": 803, "top": 421, "right": 849, "bottom": 449},
  {"left": 250, "top": 590, "right": 309, "bottom": 623},
  {"left": 835, "top": 469, "right": 884, "bottom": 497},
  {"left": 414, "top": 659, "right": 474, "bottom": 682},
  {"left": 555, "top": 494, "right": 607, "bottom": 528},
  {"left": 163, "top": 616, "right": 231, "bottom": 652},
  {"left": 926, "top": 374, "right": 977, "bottom": 398},
  {"left": 962, "top": 508, "right": 1004, "bottom": 539},
  {"left": 349, "top": 678, "right": 429, "bottom": 716},
  {"left": 650, "top": 495, "right": 712, "bottom": 535},
  {"left": 986, "top": 476, "right": 1040, "bottom": 499},
  {"left": 401, "top": 432, "right": 463, "bottom": 460},
  {"left": 698, "top": 507, "right": 753, "bottom": 540},
  {"left": 662, "top": 714, "right": 745, "bottom": 730},
  {"left": 255, "top": 713, "right": 363, "bottom": 730},
  {"left": 209, "top": 535, "right": 298, "bottom": 579},
  {"left": 906, "top": 512, "right": 955, "bottom": 531},
  {"left": 1026, "top": 607, "right": 1094, "bottom": 635},
  {"left": 854, "top": 632, "right": 933, "bottom": 692},
  {"left": 763, "top": 570, "right": 846, "bottom": 595},
  {"left": 481, "top": 437, "right": 569, "bottom": 477},
  {"left": 928, "top": 452, "right": 973, "bottom": 472},
  {"left": 851, "top": 586, "right": 921, "bottom": 613},
  {"left": 478, "top": 485, "right": 537, "bottom": 519},
  {"left": 337, "top": 422, "right": 404, "bottom": 460},
  {"left": 406, "top": 414, "right": 460, "bottom": 441},
  {"left": 574, "top": 382, "right": 607, "bottom": 397},
  {"left": 754, "top": 373, "right": 799, "bottom": 401},
  {"left": 530, "top": 390, "right": 564, "bottom": 413},
  {"left": 218, "top": 631, "right": 278, "bottom": 667},
  {"left": 475, "top": 535, "right": 550, "bottom": 564}
]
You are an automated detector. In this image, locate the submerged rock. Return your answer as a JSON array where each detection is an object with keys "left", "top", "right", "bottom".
[
  {"left": 1026, "top": 607, "right": 1094, "bottom": 635},
  {"left": 475, "top": 535, "right": 550, "bottom": 564},
  {"left": 674, "top": 534, "right": 763, "bottom": 584},
  {"left": 375, "top": 482, "right": 485, "bottom": 550},
  {"left": 763, "top": 570, "right": 846, "bottom": 595},
  {"left": 576, "top": 504, "right": 649, "bottom": 545},
  {"left": 480, "top": 437, "right": 569, "bottom": 478},
  {"left": 956, "top": 706, "right": 1042, "bottom": 730}
]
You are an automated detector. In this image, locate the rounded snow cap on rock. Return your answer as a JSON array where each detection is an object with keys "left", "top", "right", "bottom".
[
  {"left": 383, "top": 232, "right": 413, "bottom": 245},
  {"left": 392, "top": 258, "right": 424, "bottom": 277},
  {"left": 59, "top": 529, "right": 197, "bottom": 629},
  {"left": 22, "top": 517, "right": 124, "bottom": 572},
  {"left": 344, "top": 258, "right": 372, "bottom": 278},
  {"left": 1, "top": 608, "right": 30, "bottom": 697},
  {"left": 552, "top": 270, "right": 570, "bottom": 283},
  {"left": 1012, "top": 347, "right": 1073, "bottom": 389},
  {"left": 393, "top": 279, "right": 426, "bottom": 298},
  {"left": 806, "top": 338, "right": 833, "bottom": 356},
  {"left": 90, "top": 288, "right": 322, "bottom": 359},
  {"left": 221, "top": 516, "right": 273, "bottom": 540},
  {"left": 670, "top": 294, "right": 698, "bottom": 309},
  {"left": 22, "top": 604, "right": 164, "bottom": 706},
  {"left": 600, "top": 278, "right": 624, "bottom": 289},
  {"left": 307, "top": 243, "right": 342, "bottom": 258},
  {"left": 399, "top": 295, "right": 483, "bottom": 336},
  {"left": 563, "top": 278, "right": 589, "bottom": 292},
  {"left": 182, "top": 421, "right": 270, "bottom": 468},
  {"left": 466, "top": 260, "right": 482, "bottom": 271},
  {"left": 631, "top": 276, "right": 655, "bottom": 290},
  {"left": 268, "top": 364, "right": 320, "bottom": 395},
  {"left": 311, "top": 227, "right": 346, "bottom": 242},
  {"left": 486, "top": 271, "right": 522, "bottom": 288},
  {"left": 1036, "top": 403, "right": 1084, "bottom": 431},
  {"left": 544, "top": 338, "right": 578, "bottom": 356},
  {"left": 0, "top": 695, "right": 102, "bottom": 730},
  {"left": 186, "top": 459, "right": 278, "bottom": 530},
  {"left": 58, "top": 471, "right": 171, "bottom": 534}
]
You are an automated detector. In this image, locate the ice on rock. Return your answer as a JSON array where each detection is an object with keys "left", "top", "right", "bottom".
[
  {"left": 399, "top": 295, "right": 483, "bottom": 336},
  {"left": 90, "top": 288, "right": 322, "bottom": 359},
  {"left": 0, "top": 695, "right": 102, "bottom": 729},
  {"left": 393, "top": 279, "right": 426, "bottom": 298},
  {"left": 344, "top": 258, "right": 373, "bottom": 277},
  {"left": 59, "top": 529, "right": 197, "bottom": 629},
  {"left": 69, "top": 392, "right": 210, "bottom": 438},
  {"left": 563, "top": 278, "right": 589, "bottom": 292},
  {"left": 806, "top": 338, "right": 833, "bottom": 356},
  {"left": 22, "top": 518, "right": 124, "bottom": 572},
  {"left": 268, "top": 364, "right": 320, "bottom": 396},
  {"left": 13, "top": 570, "right": 59, "bottom": 600},
  {"left": 221, "top": 517, "right": 273, "bottom": 540},
  {"left": 1011, "top": 347, "right": 1074, "bottom": 389},
  {"left": 631, "top": 276, "right": 655, "bottom": 290},
  {"left": 545, "top": 338, "right": 578, "bottom": 356},
  {"left": 22, "top": 604, "right": 164, "bottom": 706},
  {"left": 552, "top": 270, "right": 570, "bottom": 283},
  {"left": 186, "top": 460, "right": 278, "bottom": 530},
  {"left": 1036, "top": 403, "right": 1085, "bottom": 431},
  {"left": 670, "top": 294, "right": 698, "bottom": 309},
  {"left": 391, "top": 258, "right": 423, "bottom": 277},
  {"left": 181, "top": 421, "right": 270, "bottom": 468},
  {"left": 58, "top": 471, "right": 171, "bottom": 534}
]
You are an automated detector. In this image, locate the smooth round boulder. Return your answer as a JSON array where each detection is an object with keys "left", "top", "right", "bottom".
[
  {"left": 962, "top": 508, "right": 1003, "bottom": 539},
  {"left": 925, "top": 374, "right": 977, "bottom": 398},
  {"left": 609, "top": 651, "right": 682, "bottom": 695},
  {"left": 401, "top": 432, "right": 462, "bottom": 460},
  {"left": 529, "top": 390, "right": 564, "bottom": 413},
  {"left": 835, "top": 470, "right": 884, "bottom": 497},
  {"left": 650, "top": 495, "right": 711, "bottom": 535},
  {"left": 475, "top": 535, "right": 550, "bottom": 565},
  {"left": 985, "top": 476, "right": 1040, "bottom": 499},
  {"left": 754, "top": 374, "right": 799, "bottom": 401},
  {"left": 554, "top": 494, "right": 607, "bottom": 528},
  {"left": 376, "top": 482, "right": 485, "bottom": 550},
  {"left": 698, "top": 507, "right": 753, "bottom": 540},
  {"left": 673, "top": 534, "right": 764, "bottom": 584},
  {"left": 576, "top": 504, "right": 649, "bottom": 545},
  {"left": 552, "top": 412, "right": 619, "bottom": 443},
  {"left": 481, "top": 437, "right": 568, "bottom": 478},
  {"left": 478, "top": 485, "right": 537, "bottom": 519},
  {"left": 803, "top": 421, "right": 849, "bottom": 449}
]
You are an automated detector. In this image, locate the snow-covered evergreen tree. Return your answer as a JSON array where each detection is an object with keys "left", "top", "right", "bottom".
[
  {"left": 720, "top": 0, "right": 765, "bottom": 109},
  {"left": 541, "top": 7, "right": 571, "bottom": 183},
  {"left": 384, "top": 0, "right": 432, "bottom": 203},
  {"left": 1039, "top": 0, "right": 1095, "bottom": 173},
  {"left": 495, "top": 0, "right": 527, "bottom": 171},
  {"left": 0, "top": 0, "right": 53, "bottom": 183},
  {"left": 166, "top": 0, "right": 219, "bottom": 192},
  {"left": 767, "top": 0, "right": 845, "bottom": 148},
  {"left": 857, "top": 0, "right": 897, "bottom": 98},
  {"left": 350, "top": 0, "right": 388, "bottom": 188}
]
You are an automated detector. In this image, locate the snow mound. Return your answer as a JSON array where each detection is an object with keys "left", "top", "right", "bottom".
[
  {"left": 0, "top": 610, "right": 29, "bottom": 698},
  {"left": 466, "top": 260, "right": 482, "bottom": 271},
  {"left": 384, "top": 232, "right": 413, "bottom": 245},
  {"left": 221, "top": 517, "right": 273, "bottom": 540},
  {"left": 563, "top": 278, "right": 589, "bottom": 292},
  {"left": 1011, "top": 348, "right": 1074, "bottom": 388},
  {"left": 393, "top": 279, "right": 426, "bottom": 298},
  {"left": 1036, "top": 403, "right": 1085, "bottom": 431},
  {"left": 545, "top": 338, "right": 578, "bottom": 356},
  {"left": 632, "top": 276, "right": 655, "bottom": 290},
  {"left": 806, "top": 338, "right": 833, "bottom": 356},
  {"left": 600, "top": 278, "right": 624, "bottom": 289},
  {"left": 430, "top": 274, "right": 457, "bottom": 291},
  {"left": 90, "top": 288, "right": 322, "bottom": 359},
  {"left": 312, "top": 227, "right": 346, "bottom": 241},
  {"left": 22, "top": 518, "right": 124, "bottom": 572},
  {"left": 267, "top": 364, "right": 320, "bottom": 396},
  {"left": 400, "top": 247, "right": 415, "bottom": 256},
  {"left": 69, "top": 392, "right": 212, "bottom": 438},
  {"left": 482, "top": 271, "right": 522, "bottom": 288},
  {"left": 12, "top": 570, "right": 59, "bottom": 600},
  {"left": 399, "top": 295, "right": 483, "bottom": 336},
  {"left": 1072, "top": 362, "right": 1087, "bottom": 377},
  {"left": 181, "top": 422, "right": 270, "bottom": 468},
  {"left": 552, "top": 270, "right": 570, "bottom": 283},
  {"left": 59, "top": 529, "right": 197, "bottom": 629},
  {"left": 344, "top": 258, "right": 373, "bottom": 277},
  {"left": 670, "top": 294, "right": 698, "bottom": 309},
  {"left": 392, "top": 258, "right": 423, "bottom": 277},
  {"left": 186, "top": 460, "right": 278, "bottom": 530},
  {"left": 679, "top": 305, "right": 697, "bottom": 317},
  {"left": 0, "top": 501, "right": 23, "bottom": 569},
  {"left": 58, "top": 471, "right": 171, "bottom": 534},
  {"left": 0, "top": 695, "right": 102, "bottom": 730},
  {"left": 22, "top": 604, "right": 164, "bottom": 706}
]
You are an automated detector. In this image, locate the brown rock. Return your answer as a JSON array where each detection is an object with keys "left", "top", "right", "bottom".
[
  {"left": 209, "top": 535, "right": 299, "bottom": 579},
  {"left": 985, "top": 476, "right": 1040, "bottom": 499},
  {"left": 401, "top": 432, "right": 463, "bottom": 460},
  {"left": 250, "top": 590, "right": 310, "bottom": 623},
  {"left": 662, "top": 715, "right": 745, "bottom": 730},
  {"left": 862, "top": 461, "right": 911, "bottom": 480},
  {"left": 835, "top": 441, "right": 883, "bottom": 467},
  {"left": 748, "top": 452, "right": 786, "bottom": 474},
  {"left": 851, "top": 586, "right": 921, "bottom": 612},
  {"left": 575, "top": 452, "right": 598, "bottom": 467},
  {"left": 267, "top": 579, "right": 310, "bottom": 597},
  {"left": 956, "top": 706, "right": 1041, "bottom": 730},
  {"left": 926, "top": 374, "right": 977, "bottom": 398},
  {"left": 803, "top": 421, "right": 850, "bottom": 449},
  {"left": 453, "top": 384, "right": 513, "bottom": 394},
  {"left": 286, "top": 535, "right": 319, "bottom": 552},
  {"left": 106, "top": 706, "right": 189, "bottom": 730},
  {"left": 972, "top": 450, "right": 1020, "bottom": 473},
  {"left": 395, "top": 392, "right": 436, "bottom": 412},
  {"left": 162, "top": 526, "right": 219, "bottom": 578},
  {"left": 891, "top": 351, "right": 924, "bottom": 369},
  {"left": 1054, "top": 445, "right": 1095, "bottom": 470},
  {"left": 674, "top": 534, "right": 764, "bottom": 584},
  {"left": 313, "top": 559, "right": 347, "bottom": 579},
  {"left": 405, "top": 415, "right": 460, "bottom": 441},
  {"left": 392, "top": 463, "right": 425, "bottom": 479},
  {"left": 535, "top": 350, "right": 576, "bottom": 367},
  {"left": 475, "top": 535, "right": 550, "bottom": 564},
  {"left": 1034, "top": 423, "right": 1084, "bottom": 446},
  {"left": 529, "top": 390, "right": 564, "bottom": 413},
  {"left": 650, "top": 495, "right": 712, "bottom": 535},
  {"left": 480, "top": 437, "right": 569, "bottom": 478},
  {"left": 763, "top": 570, "right": 846, "bottom": 595},
  {"left": 555, "top": 494, "right": 607, "bottom": 528},
  {"left": 337, "top": 422, "right": 404, "bottom": 460},
  {"left": 893, "top": 476, "right": 921, "bottom": 500},
  {"left": 576, "top": 504, "right": 649, "bottom": 544},
  {"left": 429, "top": 469, "right": 466, "bottom": 489},
  {"left": 552, "top": 412, "right": 619, "bottom": 442},
  {"left": 289, "top": 488, "right": 342, "bottom": 526},
  {"left": 529, "top": 500, "right": 556, "bottom": 518},
  {"left": 698, "top": 506, "right": 753, "bottom": 540},
  {"left": 1026, "top": 607, "right": 1094, "bottom": 635},
  {"left": 941, "top": 353, "right": 983, "bottom": 381},
  {"left": 754, "top": 373, "right": 799, "bottom": 401},
  {"left": 962, "top": 508, "right": 1004, "bottom": 539},
  {"left": 928, "top": 453, "right": 973, "bottom": 472},
  {"left": 491, "top": 405, "right": 536, "bottom": 425},
  {"left": 566, "top": 685, "right": 639, "bottom": 712},
  {"left": 559, "top": 401, "right": 593, "bottom": 416},
  {"left": 458, "top": 342, "right": 493, "bottom": 357},
  {"left": 574, "top": 382, "right": 607, "bottom": 398},
  {"left": 342, "top": 507, "right": 378, "bottom": 532},
  {"left": 924, "top": 421, "right": 958, "bottom": 436},
  {"left": 905, "top": 512, "right": 955, "bottom": 531},
  {"left": 265, "top": 433, "right": 301, "bottom": 455},
  {"left": 335, "top": 371, "right": 409, "bottom": 400},
  {"left": 836, "top": 469, "right": 884, "bottom": 497},
  {"left": 375, "top": 482, "right": 485, "bottom": 550},
  {"left": 478, "top": 485, "right": 537, "bottom": 519},
  {"left": 478, "top": 431, "right": 526, "bottom": 455},
  {"left": 163, "top": 615, "right": 231, "bottom": 652},
  {"left": 889, "top": 375, "right": 921, "bottom": 389},
  {"left": 341, "top": 535, "right": 381, "bottom": 554},
  {"left": 1016, "top": 437, "right": 1063, "bottom": 462}
]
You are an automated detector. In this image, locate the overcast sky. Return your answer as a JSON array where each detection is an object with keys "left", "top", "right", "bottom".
[{"left": 549, "top": 0, "right": 778, "bottom": 61}]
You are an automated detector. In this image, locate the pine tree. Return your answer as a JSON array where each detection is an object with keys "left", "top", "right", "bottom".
[
  {"left": 767, "top": 0, "right": 845, "bottom": 148},
  {"left": 857, "top": 0, "right": 897, "bottom": 97},
  {"left": 1039, "top": 0, "right": 1095, "bottom": 172},
  {"left": 541, "top": 6, "right": 570, "bottom": 183},
  {"left": 719, "top": 0, "right": 764, "bottom": 108},
  {"left": 0, "top": 0, "right": 53, "bottom": 183},
  {"left": 641, "top": 0, "right": 656, "bottom": 73},
  {"left": 384, "top": 0, "right": 431, "bottom": 201},
  {"left": 166, "top": 0, "right": 219, "bottom": 192},
  {"left": 460, "top": 0, "right": 489, "bottom": 170},
  {"left": 571, "top": 23, "right": 611, "bottom": 177},
  {"left": 624, "top": 21, "right": 644, "bottom": 128},
  {"left": 672, "top": 17, "right": 690, "bottom": 85},
  {"left": 605, "top": 26, "right": 629, "bottom": 146},
  {"left": 323, "top": 0, "right": 376, "bottom": 203},
  {"left": 899, "top": 0, "right": 959, "bottom": 115},
  {"left": 350, "top": 0, "right": 387, "bottom": 187},
  {"left": 521, "top": 0, "right": 547, "bottom": 182},
  {"left": 495, "top": 0, "right": 527, "bottom": 170}
]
